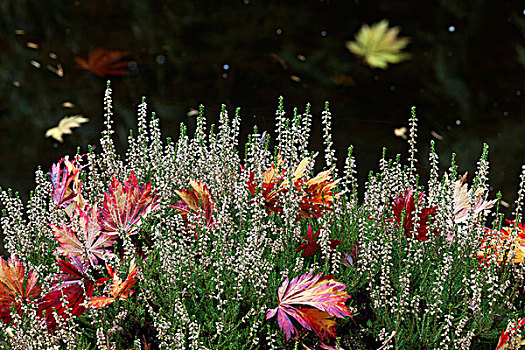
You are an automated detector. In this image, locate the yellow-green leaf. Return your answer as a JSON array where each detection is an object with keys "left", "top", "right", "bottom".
[
  {"left": 346, "top": 19, "right": 411, "bottom": 69},
  {"left": 45, "top": 115, "right": 89, "bottom": 142}
]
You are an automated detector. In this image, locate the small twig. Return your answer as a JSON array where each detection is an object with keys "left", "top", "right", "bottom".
[
  {"left": 143, "top": 335, "right": 151, "bottom": 350},
  {"left": 377, "top": 331, "right": 396, "bottom": 350}
]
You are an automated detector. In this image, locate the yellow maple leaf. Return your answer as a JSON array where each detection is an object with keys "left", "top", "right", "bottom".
[
  {"left": 346, "top": 19, "right": 411, "bottom": 69},
  {"left": 45, "top": 115, "right": 89, "bottom": 142}
]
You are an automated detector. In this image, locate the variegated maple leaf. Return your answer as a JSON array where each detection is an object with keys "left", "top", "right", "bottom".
[
  {"left": 0, "top": 257, "right": 41, "bottom": 324},
  {"left": 266, "top": 271, "right": 352, "bottom": 341},
  {"left": 172, "top": 179, "right": 215, "bottom": 227},
  {"left": 100, "top": 171, "right": 160, "bottom": 236},
  {"left": 52, "top": 204, "right": 117, "bottom": 265},
  {"left": 37, "top": 256, "right": 95, "bottom": 333},
  {"left": 49, "top": 156, "right": 85, "bottom": 214},
  {"left": 88, "top": 259, "right": 137, "bottom": 309},
  {"left": 451, "top": 172, "right": 496, "bottom": 224}
]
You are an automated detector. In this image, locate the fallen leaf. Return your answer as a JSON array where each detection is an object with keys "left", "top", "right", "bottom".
[
  {"left": 47, "top": 63, "right": 64, "bottom": 77},
  {"left": 346, "top": 19, "right": 411, "bottom": 69},
  {"left": 88, "top": 260, "right": 137, "bottom": 309},
  {"left": 100, "top": 171, "right": 160, "bottom": 236},
  {"left": 45, "top": 115, "right": 89, "bottom": 142},
  {"left": 394, "top": 127, "right": 408, "bottom": 139},
  {"left": 37, "top": 256, "right": 95, "bottom": 333},
  {"left": 52, "top": 204, "right": 117, "bottom": 265},
  {"left": 0, "top": 257, "right": 41, "bottom": 324},
  {"left": 187, "top": 108, "right": 199, "bottom": 117},
  {"left": 266, "top": 271, "right": 352, "bottom": 341},
  {"left": 75, "top": 49, "right": 133, "bottom": 77},
  {"left": 26, "top": 42, "right": 39, "bottom": 49},
  {"left": 270, "top": 52, "right": 288, "bottom": 70},
  {"left": 430, "top": 130, "right": 443, "bottom": 140}
]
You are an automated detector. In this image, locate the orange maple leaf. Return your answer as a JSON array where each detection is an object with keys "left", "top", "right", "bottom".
[
  {"left": 0, "top": 257, "right": 41, "bottom": 324},
  {"left": 75, "top": 49, "right": 133, "bottom": 77},
  {"left": 88, "top": 260, "right": 137, "bottom": 309}
]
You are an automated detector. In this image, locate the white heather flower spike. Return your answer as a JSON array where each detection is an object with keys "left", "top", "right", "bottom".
[
  {"left": 408, "top": 106, "right": 418, "bottom": 183},
  {"left": 322, "top": 101, "right": 337, "bottom": 178},
  {"left": 513, "top": 164, "right": 525, "bottom": 223}
]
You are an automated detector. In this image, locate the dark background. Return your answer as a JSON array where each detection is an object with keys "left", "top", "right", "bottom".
[{"left": 1, "top": 0, "right": 524, "bottom": 210}]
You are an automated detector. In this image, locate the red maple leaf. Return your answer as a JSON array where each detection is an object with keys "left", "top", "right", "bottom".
[
  {"left": 0, "top": 257, "right": 41, "bottom": 324},
  {"left": 392, "top": 189, "right": 436, "bottom": 241},
  {"left": 297, "top": 224, "right": 342, "bottom": 257},
  {"left": 100, "top": 171, "right": 160, "bottom": 236},
  {"left": 37, "top": 256, "right": 95, "bottom": 333},
  {"left": 75, "top": 49, "right": 133, "bottom": 77},
  {"left": 266, "top": 271, "right": 352, "bottom": 341}
]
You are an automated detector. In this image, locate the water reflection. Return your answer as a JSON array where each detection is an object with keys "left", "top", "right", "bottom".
[{"left": 0, "top": 0, "right": 524, "bottom": 212}]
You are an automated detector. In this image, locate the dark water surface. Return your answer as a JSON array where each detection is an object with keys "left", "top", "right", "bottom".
[{"left": 1, "top": 1, "right": 525, "bottom": 210}]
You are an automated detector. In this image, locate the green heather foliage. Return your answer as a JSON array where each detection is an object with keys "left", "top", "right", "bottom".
[{"left": 0, "top": 83, "right": 524, "bottom": 350}]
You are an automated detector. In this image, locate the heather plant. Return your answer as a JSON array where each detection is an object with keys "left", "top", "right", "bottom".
[{"left": 0, "top": 83, "right": 524, "bottom": 349}]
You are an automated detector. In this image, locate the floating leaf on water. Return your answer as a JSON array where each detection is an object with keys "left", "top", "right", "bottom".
[
  {"left": 75, "top": 49, "right": 133, "bottom": 77},
  {"left": 45, "top": 115, "right": 89, "bottom": 142},
  {"left": 430, "top": 130, "right": 443, "bottom": 140},
  {"left": 30, "top": 60, "right": 41, "bottom": 68},
  {"left": 269, "top": 52, "right": 288, "bottom": 70},
  {"left": 47, "top": 63, "right": 64, "bottom": 77},
  {"left": 394, "top": 126, "right": 408, "bottom": 139},
  {"left": 26, "top": 42, "right": 39, "bottom": 49},
  {"left": 187, "top": 108, "right": 199, "bottom": 117},
  {"left": 346, "top": 19, "right": 411, "bottom": 69}
]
